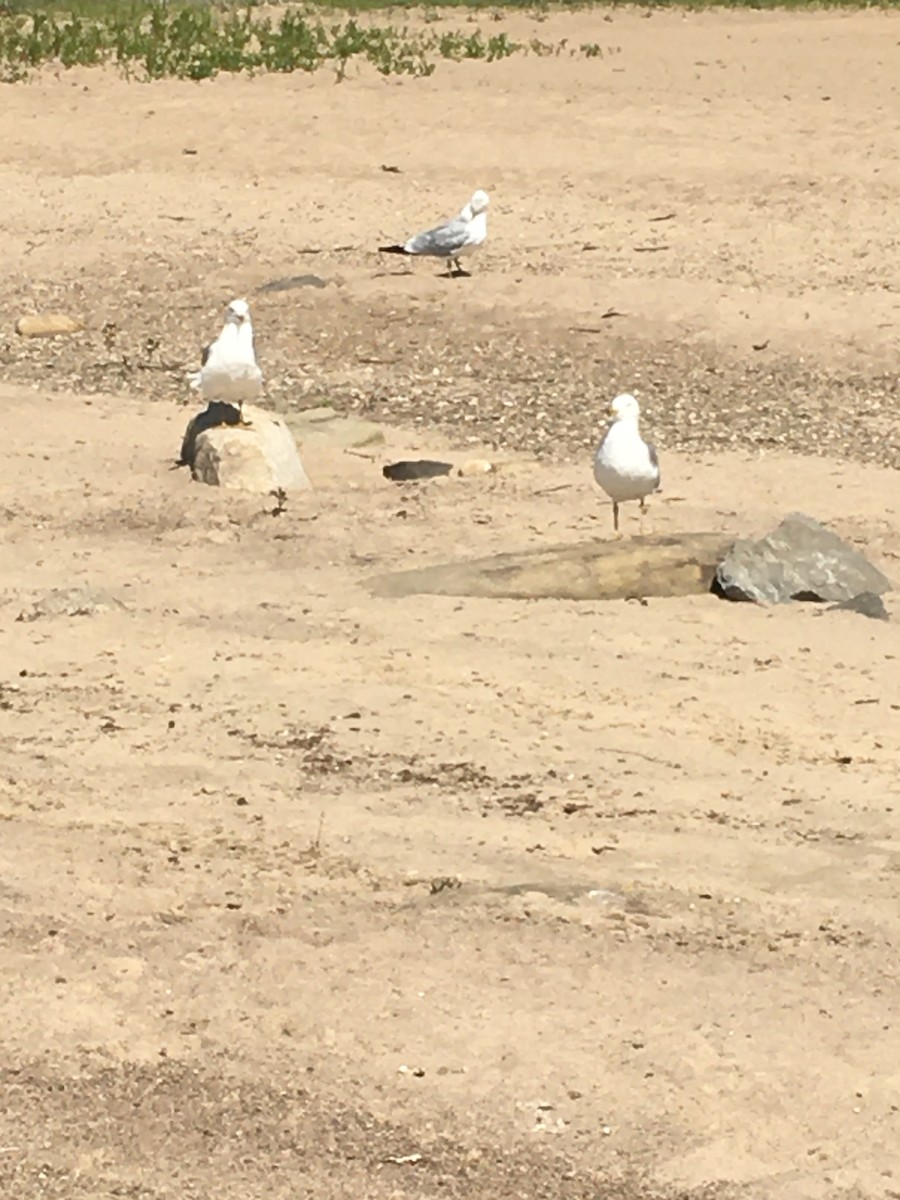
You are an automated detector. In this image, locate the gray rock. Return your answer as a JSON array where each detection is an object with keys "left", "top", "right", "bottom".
[
  {"left": 17, "top": 587, "right": 126, "bottom": 623},
  {"left": 181, "top": 402, "right": 311, "bottom": 493},
  {"left": 715, "top": 513, "right": 891, "bottom": 605},
  {"left": 824, "top": 592, "right": 890, "bottom": 621}
]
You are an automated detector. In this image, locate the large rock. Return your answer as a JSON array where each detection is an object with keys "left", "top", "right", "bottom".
[
  {"left": 714, "top": 513, "right": 891, "bottom": 604},
  {"left": 370, "top": 533, "right": 734, "bottom": 601},
  {"left": 181, "top": 402, "right": 311, "bottom": 493}
]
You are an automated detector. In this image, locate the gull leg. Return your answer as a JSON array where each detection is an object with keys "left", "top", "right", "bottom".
[
  {"left": 612, "top": 501, "right": 623, "bottom": 540},
  {"left": 238, "top": 401, "right": 252, "bottom": 429},
  {"left": 639, "top": 499, "right": 646, "bottom": 536}
]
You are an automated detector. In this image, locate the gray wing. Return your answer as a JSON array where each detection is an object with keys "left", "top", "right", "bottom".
[
  {"left": 405, "top": 216, "right": 469, "bottom": 258},
  {"left": 647, "top": 442, "right": 661, "bottom": 489}
]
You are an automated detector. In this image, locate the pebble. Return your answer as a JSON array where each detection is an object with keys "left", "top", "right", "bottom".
[{"left": 16, "top": 313, "right": 84, "bottom": 338}]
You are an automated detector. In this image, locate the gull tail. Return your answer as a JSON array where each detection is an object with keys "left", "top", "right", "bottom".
[{"left": 379, "top": 244, "right": 410, "bottom": 256}]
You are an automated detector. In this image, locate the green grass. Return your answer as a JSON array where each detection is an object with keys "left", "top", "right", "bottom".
[
  {"left": 0, "top": 1, "right": 626, "bottom": 79},
  {"left": 0, "top": 0, "right": 893, "bottom": 81},
  {"left": 1, "top": 0, "right": 896, "bottom": 12}
]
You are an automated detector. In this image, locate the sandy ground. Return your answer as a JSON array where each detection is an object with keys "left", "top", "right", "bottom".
[{"left": 1, "top": 8, "right": 899, "bottom": 1200}]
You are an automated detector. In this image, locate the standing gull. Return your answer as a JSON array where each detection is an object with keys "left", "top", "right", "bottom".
[
  {"left": 593, "top": 393, "right": 660, "bottom": 536},
  {"left": 188, "top": 298, "right": 262, "bottom": 426},
  {"left": 379, "top": 189, "right": 490, "bottom": 277}
]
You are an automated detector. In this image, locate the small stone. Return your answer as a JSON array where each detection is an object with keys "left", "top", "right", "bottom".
[
  {"left": 181, "top": 403, "right": 311, "bottom": 494},
  {"left": 456, "top": 459, "right": 496, "bottom": 477},
  {"left": 16, "top": 313, "right": 84, "bottom": 338}
]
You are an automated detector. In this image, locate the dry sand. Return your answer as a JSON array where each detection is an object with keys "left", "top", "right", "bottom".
[{"left": 1, "top": 9, "right": 899, "bottom": 1200}]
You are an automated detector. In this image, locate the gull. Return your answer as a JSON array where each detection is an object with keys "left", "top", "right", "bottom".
[
  {"left": 593, "top": 393, "right": 660, "bottom": 536},
  {"left": 188, "top": 298, "right": 262, "bottom": 426},
  {"left": 379, "top": 189, "right": 490, "bottom": 277}
]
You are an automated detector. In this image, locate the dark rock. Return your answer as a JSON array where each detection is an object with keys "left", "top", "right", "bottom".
[
  {"left": 382, "top": 460, "right": 453, "bottom": 483},
  {"left": 714, "top": 513, "right": 891, "bottom": 605},
  {"left": 824, "top": 592, "right": 890, "bottom": 621}
]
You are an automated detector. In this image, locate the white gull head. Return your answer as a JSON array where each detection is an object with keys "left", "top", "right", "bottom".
[
  {"left": 608, "top": 393, "right": 640, "bottom": 422},
  {"left": 468, "top": 189, "right": 490, "bottom": 216},
  {"left": 224, "top": 298, "right": 251, "bottom": 326}
]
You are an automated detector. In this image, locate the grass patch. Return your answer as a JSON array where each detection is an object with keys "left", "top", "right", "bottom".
[
  {"left": 0, "top": 0, "right": 888, "bottom": 81},
  {"left": 1, "top": 0, "right": 895, "bottom": 13},
  {"left": 0, "top": 0, "right": 625, "bottom": 79}
]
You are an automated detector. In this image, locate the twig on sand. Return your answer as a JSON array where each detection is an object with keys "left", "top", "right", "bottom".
[
  {"left": 296, "top": 245, "right": 355, "bottom": 255},
  {"left": 571, "top": 307, "right": 626, "bottom": 331},
  {"left": 532, "top": 483, "right": 574, "bottom": 497}
]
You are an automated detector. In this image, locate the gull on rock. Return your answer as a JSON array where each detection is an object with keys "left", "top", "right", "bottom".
[
  {"left": 593, "top": 393, "right": 660, "bottom": 535},
  {"left": 379, "top": 190, "right": 490, "bottom": 277},
  {"left": 188, "top": 298, "right": 263, "bottom": 426}
]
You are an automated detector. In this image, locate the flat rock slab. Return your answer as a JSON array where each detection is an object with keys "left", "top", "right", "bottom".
[
  {"left": 182, "top": 402, "right": 311, "bottom": 493},
  {"left": 17, "top": 587, "right": 126, "bottom": 623},
  {"left": 16, "top": 313, "right": 84, "bottom": 337},
  {"left": 715, "top": 512, "right": 891, "bottom": 604},
  {"left": 370, "top": 533, "right": 735, "bottom": 601},
  {"left": 257, "top": 274, "right": 329, "bottom": 292},
  {"left": 288, "top": 406, "right": 385, "bottom": 450}
]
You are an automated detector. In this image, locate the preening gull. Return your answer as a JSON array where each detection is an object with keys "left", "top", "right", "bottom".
[
  {"left": 593, "top": 393, "right": 660, "bottom": 535},
  {"left": 379, "top": 189, "right": 490, "bottom": 277},
  {"left": 188, "top": 298, "right": 262, "bottom": 426}
]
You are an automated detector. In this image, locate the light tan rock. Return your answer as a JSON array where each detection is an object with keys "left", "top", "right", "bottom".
[
  {"left": 16, "top": 313, "right": 84, "bottom": 337},
  {"left": 456, "top": 459, "right": 496, "bottom": 478},
  {"left": 369, "top": 533, "right": 735, "bottom": 602},
  {"left": 181, "top": 402, "right": 311, "bottom": 494}
]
